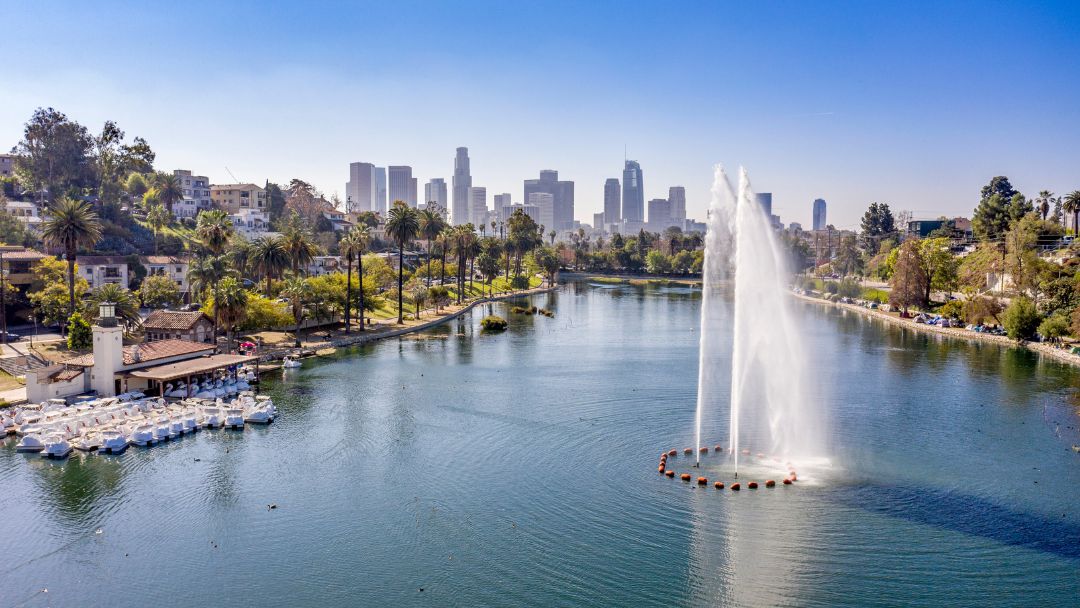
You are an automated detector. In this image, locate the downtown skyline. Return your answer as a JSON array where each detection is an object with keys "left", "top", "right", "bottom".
[{"left": 3, "top": 1, "right": 1080, "bottom": 229}]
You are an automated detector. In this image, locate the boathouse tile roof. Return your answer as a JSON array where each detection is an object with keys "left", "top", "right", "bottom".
[
  {"left": 143, "top": 310, "right": 212, "bottom": 331},
  {"left": 62, "top": 339, "right": 215, "bottom": 368}
]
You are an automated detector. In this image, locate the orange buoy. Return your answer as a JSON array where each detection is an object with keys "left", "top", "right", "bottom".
[
  {"left": 730, "top": 483, "right": 741, "bottom": 491},
  {"left": 681, "top": 473, "right": 692, "bottom": 481},
  {"left": 714, "top": 445, "right": 723, "bottom": 452},
  {"left": 740, "top": 448, "right": 750, "bottom": 455},
  {"left": 683, "top": 448, "right": 693, "bottom": 454},
  {"left": 748, "top": 481, "right": 759, "bottom": 489},
  {"left": 789, "top": 473, "right": 798, "bottom": 481},
  {"left": 699, "top": 447, "right": 708, "bottom": 453},
  {"left": 666, "top": 470, "right": 675, "bottom": 478},
  {"left": 782, "top": 478, "right": 792, "bottom": 485},
  {"left": 658, "top": 466, "right": 665, "bottom": 473},
  {"left": 668, "top": 450, "right": 677, "bottom": 457},
  {"left": 765, "top": 480, "right": 776, "bottom": 487},
  {"left": 714, "top": 481, "right": 724, "bottom": 489},
  {"left": 697, "top": 476, "right": 707, "bottom": 485}
]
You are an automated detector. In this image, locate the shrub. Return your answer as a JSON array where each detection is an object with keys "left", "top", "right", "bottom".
[
  {"left": 67, "top": 312, "right": 92, "bottom": 350},
  {"left": 824, "top": 281, "right": 840, "bottom": 295},
  {"left": 938, "top": 300, "right": 964, "bottom": 320},
  {"left": 1039, "top": 312, "right": 1070, "bottom": 340},
  {"left": 510, "top": 275, "right": 530, "bottom": 290},
  {"left": 480, "top": 315, "right": 508, "bottom": 331},
  {"left": 1001, "top": 296, "right": 1041, "bottom": 341},
  {"left": 837, "top": 278, "right": 862, "bottom": 299},
  {"left": 962, "top": 296, "right": 1002, "bottom": 325},
  {"left": 538, "top": 308, "right": 555, "bottom": 317}
]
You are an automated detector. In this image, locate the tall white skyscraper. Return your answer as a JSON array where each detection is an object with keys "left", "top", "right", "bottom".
[
  {"left": 425, "top": 178, "right": 448, "bottom": 212},
  {"left": 668, "top": 186, "right": 686, "bottom": 223},
  {"left": 604, "top": 178, "right": 621, "bottom": 227},
  {"left": 452, "top": 147, "right": 472, "bottom": 225},
  {"left": 523, "top": 170, "right": 574, "bottom": 231},
  {"left": 530, "top": 191, "right": 555, "bottom": 233},
  {"left": 346, "top": 162, "right": 388, "bottom": 214},
  {"left": 388, "top": 166, "right": 416, "bottom": 207},
  {"left": 622, "top": 160, "right": 644, "bottom": 223},
  {"left": 813, "top": 198, "right": 827, "bottom": 231},
  {"left": 493, "top": 193, "right": 512, "bottom": 223},
  {"left": 469, "top": 187, "right": 488, "bottom": 226}
]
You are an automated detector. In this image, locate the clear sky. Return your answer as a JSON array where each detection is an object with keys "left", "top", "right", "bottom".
[{"left": 3, "top": 1, "right": 1079, "bottom": 229}]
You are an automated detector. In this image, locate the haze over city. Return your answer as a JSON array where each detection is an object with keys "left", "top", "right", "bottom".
[{"left": 4, "top": 1, "right": 1080, "bottom": 229}]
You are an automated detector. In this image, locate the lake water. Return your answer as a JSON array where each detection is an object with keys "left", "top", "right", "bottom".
[{"left": 1, "top": 281, "right": 1078, "bottom": 607}]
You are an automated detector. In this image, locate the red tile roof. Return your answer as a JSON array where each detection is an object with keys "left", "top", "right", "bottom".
[
  {"left": 62, "top": 339, "right": 214, "bottom": 368},
  {"left": 144, "top": 310, "right": 212, "bottom": 331}
]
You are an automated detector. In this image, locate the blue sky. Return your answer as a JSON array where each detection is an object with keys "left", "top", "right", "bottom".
[{"left": 3, "top": 1, "right": 1079, "bottom": 229}]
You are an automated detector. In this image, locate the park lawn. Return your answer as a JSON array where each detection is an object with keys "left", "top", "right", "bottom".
[{"left": 0, "top": 370, "right": 24, "bottom": 392}]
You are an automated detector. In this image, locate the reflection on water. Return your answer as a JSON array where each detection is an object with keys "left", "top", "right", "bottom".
[{"left": 0, "top": 284, "right": 1076, "bottom": 607}]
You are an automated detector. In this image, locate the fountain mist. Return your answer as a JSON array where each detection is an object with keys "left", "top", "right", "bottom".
[{"left": 694, "top": 165, "right": 824, "bottom": 473}]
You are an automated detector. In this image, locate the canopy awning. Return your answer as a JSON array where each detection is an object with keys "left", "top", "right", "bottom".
[{"left": 127, "top": 354, "right": 259, "bottom": 382}]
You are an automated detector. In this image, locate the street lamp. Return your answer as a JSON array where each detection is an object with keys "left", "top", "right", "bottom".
[{"left": 98, "top": 301, "right": 117, "bottom": 327}]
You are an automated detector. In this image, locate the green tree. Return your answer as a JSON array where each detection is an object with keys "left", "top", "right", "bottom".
[
  {"left": 139, "top": 274, "right": 181, "bottom": 309},
  {"left": 533, "top": 247, "right": 560, "bottom": 285},
  {"left": 152, "top": 172, "right": 183, "bottom": 214},
  {"left": 918, "top": 237, "right": 958, "bottom": 301},
  {"left": 13, "top": 107, "right": 95, "bottom": 202},
  {"left": 280, "top": 275, "right": 310, "bottom": 347},
  {"left": 833, "top": 235, "right": 864, "bottom": 276},
  {"left": 125, "top": 172, "right": 148, "bottom": 199},
  {"left": 28, "top": 257, "right": 88, "bottom": 327},
  {"left": 240, "top": 293, "right": 294, "bottom": 331},
  {"left": 407, "top": 278, "right": 428, "bottom": 319},
  {"left": 385, "top": 201, "right": 420, "bottom": 322},
  {"left": 195, "top": 209, "right": 234, "bottom": 255},
  {"left": 419, "top": 205, "right": 447, "bottom": 286},
  {"left": 340, "top": 224, "right": 371, "bottom": 331},
  {"left": 646, "top": 250, "right": 671, "bottom": 274},
  {"left": 66, "top": 312, "right": 92, "bottom": 350},
  {"left": 1001, "top": 296, "right": 1041, "bottom": 341},
  {"left": 888, "top": 240, "right": 928, "bottom": 314},
  {"left": 41, "top": 196, "right": 103, "bottom": 315},
  {"left": 429, "top": 286, "right": 451, "bottom": 314},
  {"left": 146, "top": 204, "right": 171, "bottom": 254},
  {"left": 859, "top": 202, "right": 896, "bottom": 249},
  {"left": 87, "top": 283, "right": 141, "bottom": 331},
  {"left": 1063, "top": 191, "right": 1080, "bottom": 235},
  {"left": 477, "top": 252, "right": 500, "bottom": 296},
  {"left": 215, "top": 277, "right": 249, "bottom": 353},
  {"left": 251, "top": 235, "right": 290, "bottom": 297},
  {"left": 280, "top": 211, "right": 322, "bottom": 276},
  {"left": 1038, "top": 312, "right": 1069, "bottom": 342}
]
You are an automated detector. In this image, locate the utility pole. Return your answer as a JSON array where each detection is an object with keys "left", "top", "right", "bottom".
[{"left": 0, "top": 249, "right": 7, "bottom": 345}]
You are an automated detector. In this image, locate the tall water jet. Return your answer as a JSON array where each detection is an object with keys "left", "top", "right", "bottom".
[
  {"left": 694, "top": 166, "right": 736, "bottom": 466},
  {"left": 694, "top": 165, "right": 825, "bottom": 474}
]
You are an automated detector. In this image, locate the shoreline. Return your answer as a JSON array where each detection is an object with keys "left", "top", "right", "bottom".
[
  {"left": 257, "top": 283, "right": 558, "bottom": 370},
  {"left": 794, "top": 292, "right": 1080, "bottom": 369}
]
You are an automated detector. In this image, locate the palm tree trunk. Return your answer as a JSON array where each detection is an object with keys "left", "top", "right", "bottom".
[
  {"left": 66, "top": 248, "right": 76, "bottom": 316},
  {"left": 427, "top": 244, "right": 433, "bottom": 287},
  {"left": 439, "top": 249, "right": 446, "bottom": 286},
  {"left": 357, "top": 255, "right": 365, "bottom": 330},
  {"left": 397, "top": 243, "right": 404, "bottom": 323},
  {"left": 469, "top": 256, "right": 475, "bottom": 294},
  {"left": 294, "top": 303, "right": 301, "bottom": 348},
  {"left": 265, "top": 273, "right": 272, "bottom": 298},
  {"left": 344, "top": 256, "right": 353, "bottom": 334}
]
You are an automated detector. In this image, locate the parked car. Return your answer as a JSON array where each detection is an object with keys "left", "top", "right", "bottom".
[{"left": 0, "top": 331, "right": 21, "bottom": 342}]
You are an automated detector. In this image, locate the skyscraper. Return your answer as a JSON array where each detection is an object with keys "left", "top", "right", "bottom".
[
  {"left": 493, "top": 193, "right": 512, "bottom": 222},
  {"left": 668, "top": 186, "right": 686, "bottom": 224},
  {"left": 524, "top": 170, "right": 575, "bottom": 231},
  {"left": 425, "top": 178, "right": 447, "bottom": 212},
  {"left": 452, "top": 147, "right": 472, "bottom": 225},
  {"left": 388, "top": 166, "right": 416, "bottom": 207},
  {"left": 648, "top": 198, "right": 671, "bottom": 228},
  {"left": 529, "top": 192, "right": 555, "bottom": 234},
  {"left": 812, "top": 198, "right": 827, "bottom": 231},
  {"left": 469, "top": 187, "right": 488, "bottom": 226},
  {"left": 754, "top": 193, "right": 773, "bottom": 217},
  {"left": 604, "top": 178, "right": 621, "bottom": 227},
  {"left": 622, "top": 160, "right": 644, "bottom": 223},
  {"left": 346, "top": 162, "right": 388, "bottom": 214}
]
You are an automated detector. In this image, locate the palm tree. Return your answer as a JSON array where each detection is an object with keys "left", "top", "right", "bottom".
[
  {"left": 340, "top": 225, "right": 371, "bottom": 332},
  {"left": 146, "top": 204, "right": 171, "bottom": 255},
  {"left": 215, "top": 277, "right": 248, "bottom": 353},
  {"left": 548, "top": 229, "right": 556, "bottom": 245},
  {"left": 154, "top": 172, "right": 184, "bottom": 214},
  {"left": 251, "top": 235, "right": 290, "bottom": 297},
  {"left": 450, "top": 225, "right": 477, "bottom": 304},
  {"left": 87, "top": 283, "right": 141, "bottom": 330},
  {"left": 1064, "top": 191, "right": 1080, "bottom": 236},
  {"left": 187, "top": 254, "right": 233, "bottom": 342},
  {"left": 419, "top": 206, "right": 446, "bottom": 286},
  {"left": 281, "top": 212, "right": 321, "bottom": 276},
  {"left": 466, "top": 232, "right": 482, "bottom": 295},
  {"left": 41, "top": 197, "right": 103, "bottom": 316},
  {"left": 280, "top": 275, "right": 310, "bottom": 347},
  {"left": 385, "top": 201, "right": 420, "bottom": 323},
  {"left": 195, "top": 209, "right": 234, "bottom": 255}
]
